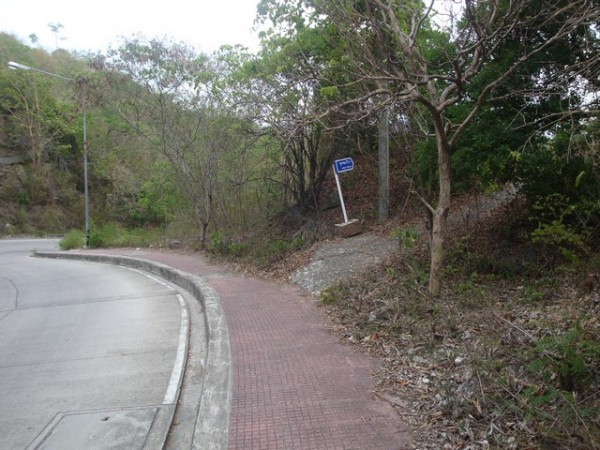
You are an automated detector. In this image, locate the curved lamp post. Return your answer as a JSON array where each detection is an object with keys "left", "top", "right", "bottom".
[{"left": 8, "top": 61, "right": 90, "bottom": 247}]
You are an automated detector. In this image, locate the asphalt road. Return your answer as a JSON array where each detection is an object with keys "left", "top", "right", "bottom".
[{"left": 0, "top": 239, "right": 186, "bottom": 449}]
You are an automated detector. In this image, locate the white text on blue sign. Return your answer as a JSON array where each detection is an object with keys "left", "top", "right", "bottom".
[{"left": 334, "top": 157, "right": 354, "bottom": 174}]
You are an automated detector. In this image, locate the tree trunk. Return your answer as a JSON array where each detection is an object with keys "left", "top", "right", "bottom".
[
  {"left": 428, "top": 116, "right": 452, "bottom": 296},
  {"left": 199, "top": 221, "right": 207, "bottom": 249},
  {"left": 429, "top": 206, "right": 448, "bottom": 295},
  {"left": 193, "top": 201, "right": 208, "bottom": 250},
  {"left": 378, "top": 106, "right": 390, "bottom": 220}
]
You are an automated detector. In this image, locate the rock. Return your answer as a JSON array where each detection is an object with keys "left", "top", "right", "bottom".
[
  {"left": 334, "top": 218, "right": 363, "bottom": 238},
  {"left": 412, "top": 355, "right": 430, "bottom": 365},
  {"left": 290, "top": 234, "right": 397, "bottom": 294},
  {"left": 168, "top": 239, "right": 182, "bottom": 249}
]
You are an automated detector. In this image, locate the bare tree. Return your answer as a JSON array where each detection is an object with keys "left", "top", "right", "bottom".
[{"left": 105, "top": 38, "right": 223, "bottom": 248}]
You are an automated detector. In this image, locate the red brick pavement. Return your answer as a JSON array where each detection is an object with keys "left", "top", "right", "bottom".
[{"left": 84, "top": 249, "right": 412, "bottom": 449}]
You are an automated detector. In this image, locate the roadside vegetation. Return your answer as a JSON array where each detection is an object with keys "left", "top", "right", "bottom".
[
  {"left": 320, "top": 197, "right": 600, "bottom": 449},
  {"left": 1, "top": 1, "right": 599, "bottom": 447}
]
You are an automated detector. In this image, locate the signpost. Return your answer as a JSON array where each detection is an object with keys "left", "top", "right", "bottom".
[
  {"left": 334, "top": 157, "right": 354, "bottom": 174},
  {"left": 332, "top": 157, "right": 361, "bottom": 237},
  {"left": 333, "top": 158, "right": 353, "bottom": 223}
]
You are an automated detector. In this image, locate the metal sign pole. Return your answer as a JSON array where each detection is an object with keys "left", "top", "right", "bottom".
[{"left": 333, "top": 165, "right": 349, "bottom": 224}]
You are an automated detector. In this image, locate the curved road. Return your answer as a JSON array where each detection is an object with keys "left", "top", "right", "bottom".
[{"left": 0, "top": 239, "right": 186, "bottom": 449}]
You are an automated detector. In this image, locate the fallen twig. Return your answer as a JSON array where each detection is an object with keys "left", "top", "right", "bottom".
[{"left": 492, "top": 312, "right": 538, "bottom": 343}]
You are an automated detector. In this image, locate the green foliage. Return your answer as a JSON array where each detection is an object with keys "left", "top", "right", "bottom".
[
  {"left": 531, "top": 220, "right": 587, "bottom": 262},
  {"left": 529, "top": 194, "right": 596, "bottom": 261},
  {"left": 207, "top": 229, "right": 227, "bottom": 254},
  {"left": 319, "top": 286, "right": 344, "bottom": 305},
  {"left": 455, "top": 279, "right": 485, "bottom": 302},
  {"left": 88, "top": 223, "right": 118, "bottom": 249},
  {"left": 291, "top": 232, "right": 304, "bottom": 250},
  {"left": 229, "top": 241, "right": 251, "bottom": 257},
  {"left": 88, "top": 223, "right": 160, "bottom": 249},
  {"left": 390, "top": 226, "right": 420, "bottom": 250},
  {"left": 509, "top": 323, "right": 600, "bottom": 447},
  {"left": 523, "top": 285, "right": 545, "bottom": 302},
  {"left": 408, "top": 137, "right": 438, "bottom": 192},
  {"left": 449, "top": 110, "right": 529, "bottom": 195},
  {"left": 130, "top": 163, "right": 179, "bottom": 226},
  {"left": 207, "top": 225, "right": 309, "bottom": 266},
  {"left": 528, "top": 326, "right": 600, "bottom": 393},
  {"left": 59, "top": 229, "right": 85, "bottom": 250},
  {"left": 268, "top": 238, "right": 288, "bottom": 256},
  {"left": 515, "top": 128, "right": 600, "bottom": 259},
  {"left": 385, "top": 266, "right": 397, "bottom": 278},
  {"left": 517, "top": 141, "right": 599, "bottom": 205},
  {"left": 206, "top": 230, "right": 250, "bottom": 257},
  {"left": 319, "top": 85, "right": 338, "bottom": 98}
]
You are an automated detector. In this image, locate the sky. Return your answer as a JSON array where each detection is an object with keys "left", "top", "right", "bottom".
[{"left": 1, "top": 0, "right": 261, "bottom": 54}]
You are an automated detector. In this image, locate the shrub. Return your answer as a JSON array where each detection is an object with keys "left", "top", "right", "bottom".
[
  {"left": 88, "top": 223, "right": 160, "bottom": 248},
  {"left": 89, "top": 223, "right": 117, "bottom": 248},
  {"left": 390, "top": 226, "right": 419, "bottom": 251},
  {"left": 59, "top": 230, "right": 85, "bottom": 250},
  {"left": 529, "top": 194, "right": 595, "bottom": 262},
  {"left": 528, "top": 326, "right": 600, "bottom": 393},
  {"left": 291, "top": 232, "right": 304, "bottom": 250},
  {"left": 531, "top": 220, "right": 587, "bottom": 262},
  {"left": 207, "top": 229, "right": 228, "bottom": 254}
]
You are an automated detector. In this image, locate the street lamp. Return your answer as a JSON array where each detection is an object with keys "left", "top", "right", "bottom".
[{"left": 8, "top": 61, "right": 90, "bottom": 247}]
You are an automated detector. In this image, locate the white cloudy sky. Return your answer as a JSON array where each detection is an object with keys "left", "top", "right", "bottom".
[{"left": 1, "top": 0, "right": 261, "bottom": 54}]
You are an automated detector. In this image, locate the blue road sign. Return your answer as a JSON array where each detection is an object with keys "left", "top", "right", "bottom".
[{"left": 334, "top": 157, "right": 354, "bottom": 174}]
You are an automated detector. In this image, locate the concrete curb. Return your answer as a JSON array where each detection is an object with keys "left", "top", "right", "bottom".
[{"left": 34, "top": 251, "right": 232, "bottom": 450}]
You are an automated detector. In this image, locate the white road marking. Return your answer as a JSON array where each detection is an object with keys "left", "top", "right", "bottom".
[
  {"left": 127, "top": 267, "right": 175, "bottom": 290},
  {"left": 125, "top": 267, "right": 189, "bottom": 405},
  {"left": 163, "top": 293, "right": 189, "bottom": 405}
]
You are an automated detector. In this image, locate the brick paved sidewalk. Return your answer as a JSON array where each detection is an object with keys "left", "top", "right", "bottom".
[{"left": 87, "top": 249, "right": 412, "bottom": 449}]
